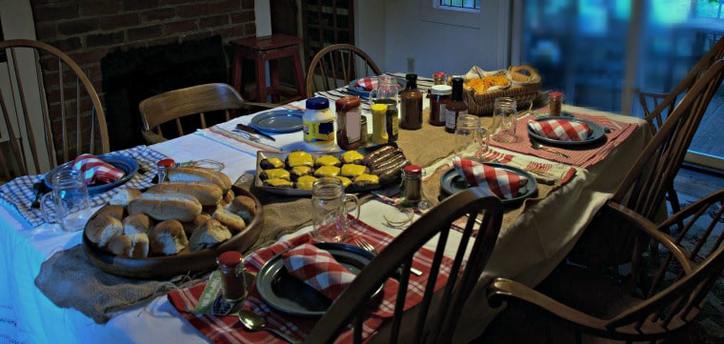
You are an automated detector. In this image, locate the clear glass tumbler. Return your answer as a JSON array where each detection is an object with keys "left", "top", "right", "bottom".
[
  {"left": 491, "top": 97, "right": 520, "bottom": 143},
  {"left": 311, "top": 177, "right": 360, "bottom": 242},
  {"left": 41, "top": 167, "right": 90, "bottom": 232},
  {"left": 454, "top": 114, "right": 483, "bottom": 157}
]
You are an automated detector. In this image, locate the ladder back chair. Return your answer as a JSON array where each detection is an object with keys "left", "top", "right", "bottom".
[
  {"left": 0, "top": 39, "right": 109, "bottom": 179},
  {"left": 305, "top": 187, "right": 504, "bottom": 344},
  {"left": 138, "top": 83, "right": 274, "bottom": 143},
  {"left": 488, "top": 189, "right": 724, "bottom": 343},
  {"left": 572, "top": 60, "right": 724, "bottom": 267},
  {"left": 305, "top": 44, "right": 382, "bottom": 98},
  {"left": 635, "top": 37, "right": 724, "bottom": 216}
]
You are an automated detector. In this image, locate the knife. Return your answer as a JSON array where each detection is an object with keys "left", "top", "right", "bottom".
[{"left": 235, "top": 123, "right": 276, "bottom": 142}]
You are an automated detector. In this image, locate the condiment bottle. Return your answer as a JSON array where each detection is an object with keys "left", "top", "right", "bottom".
[
  {"left": 444, "top": 77, "right": 468, "bottom": 133},
  {"left": 371, "top": 103, "right": 389, "bottom": 144},
  {"left": 360, "top": 116, "right": 368, "bottom": 146},
  {"left": 335, "top": 96, "right": 362, "bottom": 150},
  {"left": 433, "top": 71, "right": 446, "bottom": 85},
  {"left": 399, "top": 73, "right": 423, "bottom": 130},
  {"left": 216, "top": 251, "right": 246, "bottom": 301},
  {"left": 386, "top": 105, "right": 399, "bottom": 142},
  {"left": 401, "top": 164, "right": 422, "bottom": 206},
  {"left": 549, "top": 91, "right": 564, "bottom": 116},
  {"left": 429, "top": 84, "right": 451, "bottom": 126},
  {"left": 303, "top": 97, "right": 335, "bottom": 147},
  {"left": 156, "top": 158, "right": 175, "bottom": 183}
]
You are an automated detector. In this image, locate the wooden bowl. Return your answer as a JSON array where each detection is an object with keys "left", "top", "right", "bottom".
[{"left": 83, "top": 186, "right": 263, "bottom": 279}]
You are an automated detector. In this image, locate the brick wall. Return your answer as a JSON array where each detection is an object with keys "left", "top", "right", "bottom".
[
  {"left": 28, "top": 0, "right": 256, "bottom": 157},
  {"left": 32, "top": 0, "right": 255, "bottom": 94}
]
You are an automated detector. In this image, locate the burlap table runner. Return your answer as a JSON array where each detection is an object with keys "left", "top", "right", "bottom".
[
  {"left": 396, "top": 109, "right": 468, "bottom": 167},
  {"left": 34, "top": 174, "right": 319, "bottom": 324}
]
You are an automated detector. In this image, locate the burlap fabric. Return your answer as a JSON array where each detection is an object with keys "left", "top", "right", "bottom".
[{"left": 33, "top": 174, "right": 318, "bottom": 324}]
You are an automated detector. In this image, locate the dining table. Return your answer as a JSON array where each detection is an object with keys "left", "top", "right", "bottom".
[{"left": 0, "top": 75, "right": 651, "bottom": 344}]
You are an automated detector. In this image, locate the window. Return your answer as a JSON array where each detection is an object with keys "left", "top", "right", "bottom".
[{"left": 438, "top": 0, "right": 480, "bottom": 11}]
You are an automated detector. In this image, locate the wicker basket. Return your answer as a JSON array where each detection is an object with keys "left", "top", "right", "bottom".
[{"left": 464, "top": 82, "right": 541, "bottom": 116}]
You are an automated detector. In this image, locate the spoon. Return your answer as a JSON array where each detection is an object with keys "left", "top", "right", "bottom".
[
  {"left": 530, "top": 141, "right": 570, "bottom": 158},
  {"left": 238, "top": 309, "right": 299, "bottom": 344}
]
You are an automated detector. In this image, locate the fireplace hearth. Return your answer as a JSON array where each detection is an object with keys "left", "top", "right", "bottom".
[{"left": 101, "top": 36, "right": 228, "bottom": 150}]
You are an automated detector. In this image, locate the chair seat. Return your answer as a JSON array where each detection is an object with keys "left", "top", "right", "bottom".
[{"left": 537, "top": 264, "right": 643, "bottom": 319}]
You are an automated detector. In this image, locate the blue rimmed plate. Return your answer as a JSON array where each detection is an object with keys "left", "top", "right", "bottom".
[
  {"left": 250, "top": 109, "right": 304, "bottom": 134},
  {"left": 44, "top": 154, "right": 138, "bottom": 195},
  {"left": 255, "top": 242, "right": 383, "bottom": 317},
  {"left": 527, "top": 115, "right": 606, "bottom": 147},
  {"left": 439, "top": 162, "right": 538, "bottom": 206}
]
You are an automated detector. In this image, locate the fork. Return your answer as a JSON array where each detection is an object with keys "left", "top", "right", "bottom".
[{"left": 353, "top": 237, "right": 423, "bottom": 276}]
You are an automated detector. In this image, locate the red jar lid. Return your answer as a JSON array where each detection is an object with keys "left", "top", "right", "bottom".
[
  {"left": 549, "top": 91, "right": 564, "bottom": 99},
  {"left": 403, "top": 164, "right": 422, "bottom": 175},
  {"left": 217, "top": 251, "right": 243, "bottom": 267},
  {"left": 433, "top": 71, "right": 446, "bottom": 79},
  {"left": 157, "top": 158, "right": 175, "bottom": 168},
  {"left": 335, "top": 96, "right": 361, "bottom": 111}
]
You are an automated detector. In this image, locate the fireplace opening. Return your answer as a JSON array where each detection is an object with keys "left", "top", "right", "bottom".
[{"left": 101, "top": 36, "right": 229, "bottom": 150}]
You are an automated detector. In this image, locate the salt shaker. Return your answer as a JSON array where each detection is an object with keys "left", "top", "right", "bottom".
[
  {"left": 156, "top": 158, "right": 175, "bottom": 183},
  {"left": 216, "top": 251, "right": 246, "bottom": 301},
  {"left": 401, "top": 165, "right": 422, "bottom": 206},
  {"left": 548, "top": 91, "right": 564, "bottom": 116}
]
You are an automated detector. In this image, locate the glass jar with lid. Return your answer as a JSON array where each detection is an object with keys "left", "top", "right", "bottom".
[
  {"left": 303, "top": 97, "right": 335, "bottom": 148},
  {"left": 429, "top": 84, "right": 451, "bottom": 126},
  {"left": 335, "top": 96, "right": 362, "bottom": 150}
]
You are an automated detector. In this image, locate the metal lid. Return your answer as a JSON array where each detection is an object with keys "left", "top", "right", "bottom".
[
  {"left": 433, "top": 71, "right": 446, "bottom": 79},
  {"left": 306, "top": 97, "right": 329, "bottom": 110},
  {"left": 403, "top": 164, "right": 422, "bottom": 175},
  {"left": 370, "top": 103, "right": 388, "bottom": 113},
  {"left": 217, "top": 251, "right": 243, "bottom": 267},
  {"left": 431, "top": 85, "right": 452, "bottom": 95},
  {"left": 335, "top": 96, "right": 361, "bottom": 111},
  {"left": 157, "top": 158, "right": 175, "bottom": 168}
]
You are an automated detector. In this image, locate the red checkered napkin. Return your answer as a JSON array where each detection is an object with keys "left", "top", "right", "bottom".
[
  {"left": 282, "top": 243, "right": 356, "bottom": 300},
  {"left": 72, "top": 154, "right": 124, "bottom": 185},
  {"left": 452, "top": 157, "right": 528, "bottom": 199},
  {"left": 355, "top": 77, "right": 378, "bottom": 91},
  {"left": 528, "top": 118, "right": 593, "bottom": 141}
]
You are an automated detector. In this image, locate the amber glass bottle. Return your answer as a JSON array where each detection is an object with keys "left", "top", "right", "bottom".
[
  {"left": 399, "top": 73, "right": 422, "bottom": 130},
  {"left": 444, "top": 77, "right": 468, "bottom": 133}
]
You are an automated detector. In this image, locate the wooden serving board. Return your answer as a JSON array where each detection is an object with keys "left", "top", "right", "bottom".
[{"left": 83, "top": 186, "right": 263, "bottom": 279}]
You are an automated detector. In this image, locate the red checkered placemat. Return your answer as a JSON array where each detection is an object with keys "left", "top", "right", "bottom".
[
  {"left": 168, "top": 217, "right": 453, "bottom": 344},
  {"left": 489, "top": 112, "right": 638, "bottom": 168}
]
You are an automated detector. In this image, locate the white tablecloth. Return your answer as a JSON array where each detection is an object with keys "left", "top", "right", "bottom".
[{"left": 0, "top": 100, "right": 649, "bottom": 344}]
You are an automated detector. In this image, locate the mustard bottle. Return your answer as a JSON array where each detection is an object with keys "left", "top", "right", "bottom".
[{"left": 371, "top": 103, "right": 389, "bottom": 144}]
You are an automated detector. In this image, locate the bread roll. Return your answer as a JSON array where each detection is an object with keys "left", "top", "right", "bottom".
[
  {"left": 213, "top": 208, "right": 246, "bottom": 233},
  {"left": 128, "top": 192, "right": 202, "bottom": 222},
  {"left": 189, "top": 219, "right": 231, "bottom": 252},
  {"left": 123, "top": 213, "right": 151, "bottom": 235},
  {"left": 167, "top": 167, "right": 232, "bottom": 190},
  {"left": 220, "top": 189, "right": 235, "bottom": 206},
  {"left": 107, "top": 233, "right": 149, "bottom": 258},
  {"left": 149, "top": 220, "right": 188, "bottom": 256},
  {"left": 147, "top": 182, "right": 222, "bottom": 206},
  {"left": 109, "top": 188, "right": 141, "bottom": 206},
  {"left": 228, "top": 195, "right": 256, "bottom": 223},
  {"left": 129, "top": 233, "right": 149, "bottom": 258},
  {"left": 96, "top": 204, "right": 124, "bottom": 220},
  {"left": 86, "top": 215, "right": 123, "bottom": 247}
]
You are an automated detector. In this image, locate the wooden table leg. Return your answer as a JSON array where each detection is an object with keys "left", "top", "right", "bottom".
[
  {"left": 269, "top": 59, "right": 280, "bottom": 103},
  {"left": 231, "top": 47, "right": 243, "bottom": 94},
  {"left": 255, "top": 57, "right": 267, "bottom": 102},
  {"left": 292, "top": 49, "right": 306, "bottom": 98}
]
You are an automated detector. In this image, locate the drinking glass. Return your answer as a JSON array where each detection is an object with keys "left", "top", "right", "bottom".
[
  {"left": 369, "top": 74, "right": 400, "bottom": 107},
  {"left": 41, "top": 167, "right": 91, "bottom": 232},
  {"left": 454, "top": 114, "right": 483, "bottom": 157},
  {"left": 311, "top": 177, "right": 360, "bottom": 242},
  {"left": 491, "top": 97, "right": 520, "bottom": 143}
]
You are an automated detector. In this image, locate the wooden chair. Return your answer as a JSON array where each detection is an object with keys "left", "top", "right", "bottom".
[
  {"left": 571, "top": 60, "right": 724, "bottom": 268},
  {"left": 305, "top": 187, "right": 504, "bottom": 344},
  {"left": 0, "top": 39, "right": 109, "bottom": 178},
  {"left": 138, "top": 83, "right": 275, "bottom": 143},
  {"left": 633, "top": 37, "right": 724, "bottom": 216},
  {"left": 487, "top": 188, "right": 724, "bottom": 343},
  {"left": 305, "top": 44, "right": 382, "bottom": 98}
]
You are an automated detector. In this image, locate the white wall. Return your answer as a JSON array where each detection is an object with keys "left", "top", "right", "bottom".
[{"left": 356, "top": 0, "right": 510, "bottom": 77}]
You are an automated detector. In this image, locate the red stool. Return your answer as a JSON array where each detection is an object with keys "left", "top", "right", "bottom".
[{"left": 231, "top": 34, "right": 306, "bottom": 103}]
